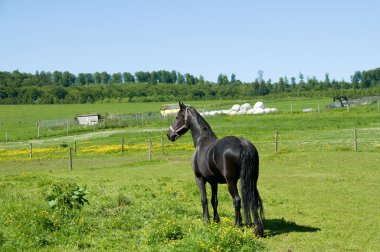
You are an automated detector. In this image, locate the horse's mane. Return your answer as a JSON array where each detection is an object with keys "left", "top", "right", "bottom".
[{"left": 190, "top": 107, "right": 217, "bottom": 138}]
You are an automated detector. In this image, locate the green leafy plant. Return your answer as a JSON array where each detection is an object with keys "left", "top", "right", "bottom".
[
  {"left": 45, "top": 182, "right": 89, "bottom": 211},
  {"left": 0, "top": 231, "right": 6, "bottom": 246},
  {"left": 59, "top": 143, "right": 69, "bottom": 148}
]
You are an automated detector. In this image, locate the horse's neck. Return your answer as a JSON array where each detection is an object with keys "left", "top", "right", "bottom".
[
  {"left": 191, "top": 128, "right": 217, "bottom": 147},
  {"left": 189, "top": 114, "right": 217, "bottom": 148}
]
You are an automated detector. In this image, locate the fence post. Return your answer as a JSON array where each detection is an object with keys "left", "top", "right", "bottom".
[
  {"left": 30, "top": 143, "right": 33, "bottom": 158},
  {"left": 121, "top": 137, "right": 125, "bottom": 154},
  {"left": 66, "top": 121, "right": 69, "bottom": 136},
  {"left": 69, "top": 148, "right": 73, "bottom": 170},
  {"left": 161, "top": 135, "right": 164, "bottom": 154},
  {"left": 74, "top": 141, "right": 77, "bottom": 154},
  {"left": 354, "top": 127, "right": 357, "bottom": 152},
  {"left": 5, "top": 129, "right": 8, "bottom": 143},
  {"left": 275, "top": 129, "right": 279, "bottom": 153},
  {"left": 290, "top": 104, "right": 293, "bottom": 114},
  {"left": 148, "top": 139, "right": 152, "bottom": 160},
  {"left": 37, "top": 120, "right": 40, "bottom": 139}
]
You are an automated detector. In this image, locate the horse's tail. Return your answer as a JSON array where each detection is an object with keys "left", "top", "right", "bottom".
[{"left": 240, "top": 148, "right": 265, "bottom": 237}]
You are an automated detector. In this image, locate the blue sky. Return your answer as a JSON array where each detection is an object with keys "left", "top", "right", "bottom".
[{"left": 0, "top": 0, "right": 379, "bottom": 82}]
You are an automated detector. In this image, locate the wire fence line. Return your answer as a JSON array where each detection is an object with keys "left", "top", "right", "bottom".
[
  {"left": 1, "top": 127, "right": 379, "bottom": 166},
  {"left": 1, "top": 112, "right": 168, "bottom": 142}
]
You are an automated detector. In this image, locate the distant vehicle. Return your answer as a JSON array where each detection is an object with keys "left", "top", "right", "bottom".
[{"left": 333, "top": 96, "right": 350, "bottom": 107}]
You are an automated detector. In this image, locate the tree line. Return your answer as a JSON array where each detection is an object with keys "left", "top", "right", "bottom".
[{"left": 0, "top": 68, "right": 379, "bottom": 104}]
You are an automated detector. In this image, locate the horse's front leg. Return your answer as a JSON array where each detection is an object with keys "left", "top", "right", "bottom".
[
  {"left": 210, "top": 182, "right": 220, "bottom": 223},
  {"left": 195, "top": 176, "right": 210, "bottom": 222}
]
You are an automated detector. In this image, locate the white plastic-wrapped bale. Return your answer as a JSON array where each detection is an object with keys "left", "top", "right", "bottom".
[
  {"left": 241, "top": 103, "right": 252, "bottom": 110},
  {"left": 239, "top": 108, "right": 247, "bottom": 114},
  {"left": 264, "top": 108, "right": 272, "bottom": 114},
  {"left": 247, "top": 108, "right": 255, "bottom": 114},
  {"left": 222, "top": 109, "right": 232, "bottom": 114},
  {"left": 253, "top": 108, "right": 265, "bottom": 114},
  {"left": 231, "top": 104, "right": 241, "bottom": 111},
  {"left": 253, "top": 101, "right": 265, "bottom": 109}
]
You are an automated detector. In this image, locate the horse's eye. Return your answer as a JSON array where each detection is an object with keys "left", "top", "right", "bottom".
[{"left": 176, "top": 117, "right": 178, "bottom": 120}]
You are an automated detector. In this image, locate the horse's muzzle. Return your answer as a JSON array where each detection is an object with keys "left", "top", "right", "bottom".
[{"left": 167, "top": 130, "right": 178, "bottom": 142}]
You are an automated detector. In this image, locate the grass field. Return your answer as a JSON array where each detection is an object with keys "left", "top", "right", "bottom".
[
  {"left": 0, "top": 98, "right": 333, "bottom": 141},
  {"left": 1, "top": 98, "right": 380, "bottom": 251}
]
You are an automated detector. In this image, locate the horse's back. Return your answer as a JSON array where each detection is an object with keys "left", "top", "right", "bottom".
[
  {"left": 216, "top": 136, "right": 257, "bottom": 154},
  {"left": 213, "top": 136, "right": 258, "bottom": 182}
]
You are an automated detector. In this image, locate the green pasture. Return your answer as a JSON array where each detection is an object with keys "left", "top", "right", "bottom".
[
  {"left": 0, "top": 97, "right": 338, "bottom": 141},
  {"left": 0, "top": 98, "right": 380, "bottom": 251}
]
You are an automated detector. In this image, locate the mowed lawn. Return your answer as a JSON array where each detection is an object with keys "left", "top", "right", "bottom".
[{"left": 0, "top": 99, "right": 380, "bottom": 251}]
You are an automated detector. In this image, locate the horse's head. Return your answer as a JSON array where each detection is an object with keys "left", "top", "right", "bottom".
[{"left": 167, "top": 101, "right": 190, "bottom": 142}]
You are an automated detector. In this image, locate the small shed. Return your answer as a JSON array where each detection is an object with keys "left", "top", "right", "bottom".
[{"left": 77, "top": 114, "right": 99, "bottom": 125}]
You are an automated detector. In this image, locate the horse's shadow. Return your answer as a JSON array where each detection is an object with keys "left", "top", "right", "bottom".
[{"left": 265, "top": 218, "right": 321, "bottom": 237}]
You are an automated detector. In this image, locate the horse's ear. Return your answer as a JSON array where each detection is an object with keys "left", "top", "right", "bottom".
[{"left": 179, "top": 101, "right": 185, "bottom": 110}]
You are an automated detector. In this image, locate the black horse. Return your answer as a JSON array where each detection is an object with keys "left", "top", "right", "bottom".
[{"left": 167, "top": 102, "right": 265, "bottom": 237}]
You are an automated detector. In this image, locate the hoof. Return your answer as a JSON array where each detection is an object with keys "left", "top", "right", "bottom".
[
  {"left": 235, "top": 222, "right": 243, "bottom": 229},
  {"left": 254, "top": 226, "right": 264, "bottom": 237}
]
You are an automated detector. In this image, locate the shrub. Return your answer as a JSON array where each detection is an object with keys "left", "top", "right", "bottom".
[{"left": 45, "top": 182, "right": 89, "bottom": 212}]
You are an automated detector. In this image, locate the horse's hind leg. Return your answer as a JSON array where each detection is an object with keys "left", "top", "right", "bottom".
[
  {"left": 210, "top": 182, "right": 220, "bottom": 223},
  {"left": 227, "top": 182, "right": 243, "bottom": 227},
  {"left": 195, "top": 176, "right": 210, "bottom": 222}
]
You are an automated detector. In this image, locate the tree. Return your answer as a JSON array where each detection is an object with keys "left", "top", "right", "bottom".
[
  {"left": 177, "top": 72, "right": 185, "bottom": 84},
  {"left": 185, "top": 73, "right": 196, "bottom": 85},
  {"left": 123, "top": 72, "right": 135, "bottom": 83},
  {"left": 39, "top": 71, "right": 53, "bottom": 85},
  {"left": 52, "top": 71, "right": 63, "bottom": 85},
  {"left": 149, "top": 72, "right": 158, "bottom": 84},
  {"left": 257, "top": 70, "right": 264, "bottom": 83},
  {"left": 290, "top": 77, "right": 297, "bottom": 86},
  {"left": 77, "top": 73, "right": 86, "bottom": 85},
  {"left": 358, "top": 68, "right": 380, "bottom": 89},
  {"left": 276, "top": 77, "right": 286, "bottom": 93},
  {"left": 170, "top": 71, "right": 177, "bottom": 84},
  {"left": 51, "top": 86, "right": 68, "bottom": 100},
  {"left": 351, "top": 71, "right": 361, "bottom": 89},
  {"left": 85, "top": 73, "right": 94, "bottom": 84},
  {"left": 111, "top": 73, "right": 122, "bottom": 84},
  {"left": 299, "top": 72, "right": 305, "bottom": 84},
  {"left": 93, "top": 72, "right": 102, "bottom": 84},
  {"left": 217, "top": 73, "right": 228, "bottom": 85},
  {"left": 135, "top": 71, "right": 151, "bottom": 83},
  {"left": 198, "top": 75, "right": 205, "bottom": 84},
  {"left": 230, "top": 73, "right": 236, "bottom": 83},
  {"left": 100, "top": 71, "right": 111, "bottom": 84},
  {"left": 324, "top": 73, "right": 330, "bottom": 85},
  {"left": 62, "top": 71, "right": 76, "bottom": 87}
]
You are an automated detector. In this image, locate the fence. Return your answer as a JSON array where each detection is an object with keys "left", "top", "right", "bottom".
[
  {"left": 1, "top": 127, "right": 379, "bottom": 170},
  {"left": 1, "top": 112, "right": 167, "bottom": 142}
]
